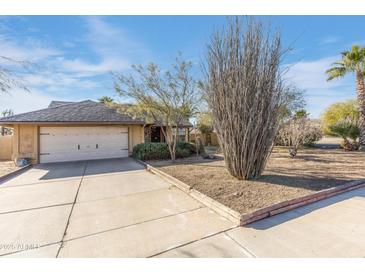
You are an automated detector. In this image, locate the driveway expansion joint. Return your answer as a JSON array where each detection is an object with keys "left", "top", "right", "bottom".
[
  {"left": 148, "top": 226, "right": 238, "bottom": 258},
  {"left": 0, "top": 202, "right": 74, "bottom": 215},
  {"left": 0, "top": 177, "right": 83, "bottom": 189},
  {"left": 224, "top": 231, "right": 256, "bottom": 258},
  {"left": 56, "top": 161, "right": 88, "bottom": 258}
]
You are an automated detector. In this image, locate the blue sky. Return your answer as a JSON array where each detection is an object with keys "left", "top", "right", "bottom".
[{"left": 1, "top": 16, "right": 364, "bottom": 118}]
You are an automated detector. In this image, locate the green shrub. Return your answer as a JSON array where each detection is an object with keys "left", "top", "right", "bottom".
[
  {"left": 329, "top": 120, "right": 360, "bottom": 141},
  {"left": 132, "top": 142, "right": 195, "bottom": 160},
  {"left": 328, "top": 119, "right": 360, "bottom": 150},
  {"left": 177, "top": 141, "right": 196, "bottom": 153}
]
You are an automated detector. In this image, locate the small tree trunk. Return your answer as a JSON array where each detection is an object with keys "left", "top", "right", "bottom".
[
  {"left": 289, "top": 146, "right": 297, "bottom": 158},
  {"left": 160, "top": 125, "right": 176, "bottom": 162},
  {"left": 193, "top": 123, "right": 199, "bottom": 159},
  {"left": 171, "top": 145, "right": 176, "bottom": 161},
  {"left": 356, "top": 71, "right": 365, "bottom": 151}
]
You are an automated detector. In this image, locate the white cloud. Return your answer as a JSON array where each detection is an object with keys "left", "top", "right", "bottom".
[
  {"left": 0, "top": 34, "right": 61, "bottom": 62},
  {"left": 84, "top": 16, "right": 150, "bottom": 67},
  {"left": 0, "top": 88, "right": 60, "bottom": 114},
  {"left": 284, "top": 56, "right": 357, "bottom": 118},
  {"left": 319, "top": 36, "right": 341, "bottom": 45},
  {"left": 284, "top": 56, "right": 351, "bottom": 89},
  {"left": 23, "top": 72, "right": 99, "bottom": 90},
  {"left": 60, "top": 57, "right": 129, "bottom": 75},
  {"left": 0, "top": 16, "right": 150, "bottom": 113}
]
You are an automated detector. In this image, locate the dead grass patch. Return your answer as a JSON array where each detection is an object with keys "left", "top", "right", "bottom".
[{"left": 0, "top": 161, "right": 20, "bottom": 178}]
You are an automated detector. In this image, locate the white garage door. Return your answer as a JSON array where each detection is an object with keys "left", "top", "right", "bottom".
[{"left": 39, "top": 126, "right": 129, "bottom": 163}]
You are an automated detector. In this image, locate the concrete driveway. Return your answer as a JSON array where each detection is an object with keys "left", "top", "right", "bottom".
[
  {"left": 0, "top": 158, "right": 242, "bottom": 258},
  {"left": 0, "top": 157, "right": 364, "bottom": 257}
]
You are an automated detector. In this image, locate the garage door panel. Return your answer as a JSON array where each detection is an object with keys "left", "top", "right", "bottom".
[{"left": 40, "top": 127, "right": 129, "bottom": 163}]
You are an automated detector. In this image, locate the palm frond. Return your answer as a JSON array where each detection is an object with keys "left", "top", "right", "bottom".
[{"left": 326, "top": 66, "right": 347, "bottom": 81}]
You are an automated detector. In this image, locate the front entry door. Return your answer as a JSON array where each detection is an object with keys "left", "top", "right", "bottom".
[{"left": 150, "top": 126, "right": 161, "bottom": 142}]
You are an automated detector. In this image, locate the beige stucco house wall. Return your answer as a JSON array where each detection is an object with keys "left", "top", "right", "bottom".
[
  {"left": 128, "top": 124, "right": 145, "bottom": 152},
  {"left": 0, "top": 135, "right": 13, "bottom": 160},
  {"left": 11, "top": 124, "right": 144, "bottom": 164},
  {"left": 12, "top": 124, "right": 39, "bottom": 163}
]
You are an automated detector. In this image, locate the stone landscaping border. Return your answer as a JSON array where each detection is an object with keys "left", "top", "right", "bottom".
[
  {"left": 0, "top": 164, "right": 32, "bottom": 183},
  {"left": 138, "top": 160, "right": 365, "bottom": 226}
]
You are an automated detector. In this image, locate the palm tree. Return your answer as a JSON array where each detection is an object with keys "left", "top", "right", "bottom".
[
  {"left": 326, "top": 45, "right": 365, "bottom": 151},
  {"left": 98, "top": 96, "right": 114, "bottom": 104}
]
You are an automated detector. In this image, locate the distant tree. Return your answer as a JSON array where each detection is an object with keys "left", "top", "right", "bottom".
[
  {"left": 326, "top": 45, "right": 365, "bottom": 150},
  {"left": 114, "top": 55, "right": 201, "bottom": 161},
  {"left": 1, "top": 109, "right": 14, "bottom": 136},
  {"left": 196, "top": 112, "right": 214, "bottom": 134},
  {"left": 98, "top": 96, "right": 114, "bottom": 104},
  {"left": 201, "top": 17, "right": 289, "bottom": 180},
  {"left": 321, "top": 100, "right": 359, "bottom": 135},
  {"left": 278, "top": 86, "right": 306, "bottom": 121},
  {"left": 294, "top": 109, "right": 309, "bottom": 119},
  {"left": 1, "top": 109, "right": 14, "bottom": 117}
]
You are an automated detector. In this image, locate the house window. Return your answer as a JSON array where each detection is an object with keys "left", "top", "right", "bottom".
[{"left": 177, "top": 127, "right": 186, "bottom": 142}]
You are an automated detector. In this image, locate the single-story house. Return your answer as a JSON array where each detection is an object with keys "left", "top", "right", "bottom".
[{"left": 0, "top": 100, "right": 192, "bottom": 164}]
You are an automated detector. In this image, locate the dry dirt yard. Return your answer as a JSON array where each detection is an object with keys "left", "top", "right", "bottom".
[
  {"left": 148, "top": 148, "right": 365, "bottom": 214},
  {"left": 0, "top": 161, "right": 20, "bottom": 178}
]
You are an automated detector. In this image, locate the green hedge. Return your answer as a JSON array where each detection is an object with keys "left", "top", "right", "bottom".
[{"left": 132, "top": 142, "right": 195, "bottom": 160}]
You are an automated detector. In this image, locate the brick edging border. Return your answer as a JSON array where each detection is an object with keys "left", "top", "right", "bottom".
[
  {"left": 240, "top": 178, "right": 365, "bottom": 225},
  {"left": 136, "top": 159, "right": 365, "bottom": 226},
  {"left": 0, "top": 164, "right": 32, "bottom": 183}
]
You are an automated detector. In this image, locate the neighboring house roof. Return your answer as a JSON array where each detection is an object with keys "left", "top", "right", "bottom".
[
  {"left": 174, "top": 120, "right": 193, "bottom": 128},
  {"left": 146, "top": 120, "right": 193, "bottom": 128},
  {"left": 48, "top": 101, "right": 74, "bottom": 108},
  {"left": 0, "top": 100, "right": 145, "bottom": 125}
]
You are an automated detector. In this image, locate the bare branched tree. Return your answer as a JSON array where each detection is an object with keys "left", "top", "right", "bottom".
[
  {"left": 201, "top": 17, "right": 287, "bottom": 180},
  {"left": 1, "top": 109, "right": 14, "bottom": 136},
  {"left": 276, "top": 117, "right": 322, "bottom": 157},
  {"left": 114, "top": 55, "right": 201, "bottom": 161}
]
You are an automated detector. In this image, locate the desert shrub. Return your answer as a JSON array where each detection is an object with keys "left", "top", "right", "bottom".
[
  {"left": 303, "top": 127, "right": 323, "bottom": 147},
  {"left": 201, "top": 17, "right": 287, "bottom": 180},
  {"left": 276, "top": 118, "right": 322, "bottom": 157},
  {"left": 276, "top": 119, "right": 322, "bottom": 147},
  {"left": 132, "top": 142, "right": 194, "bottom": 160}
]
